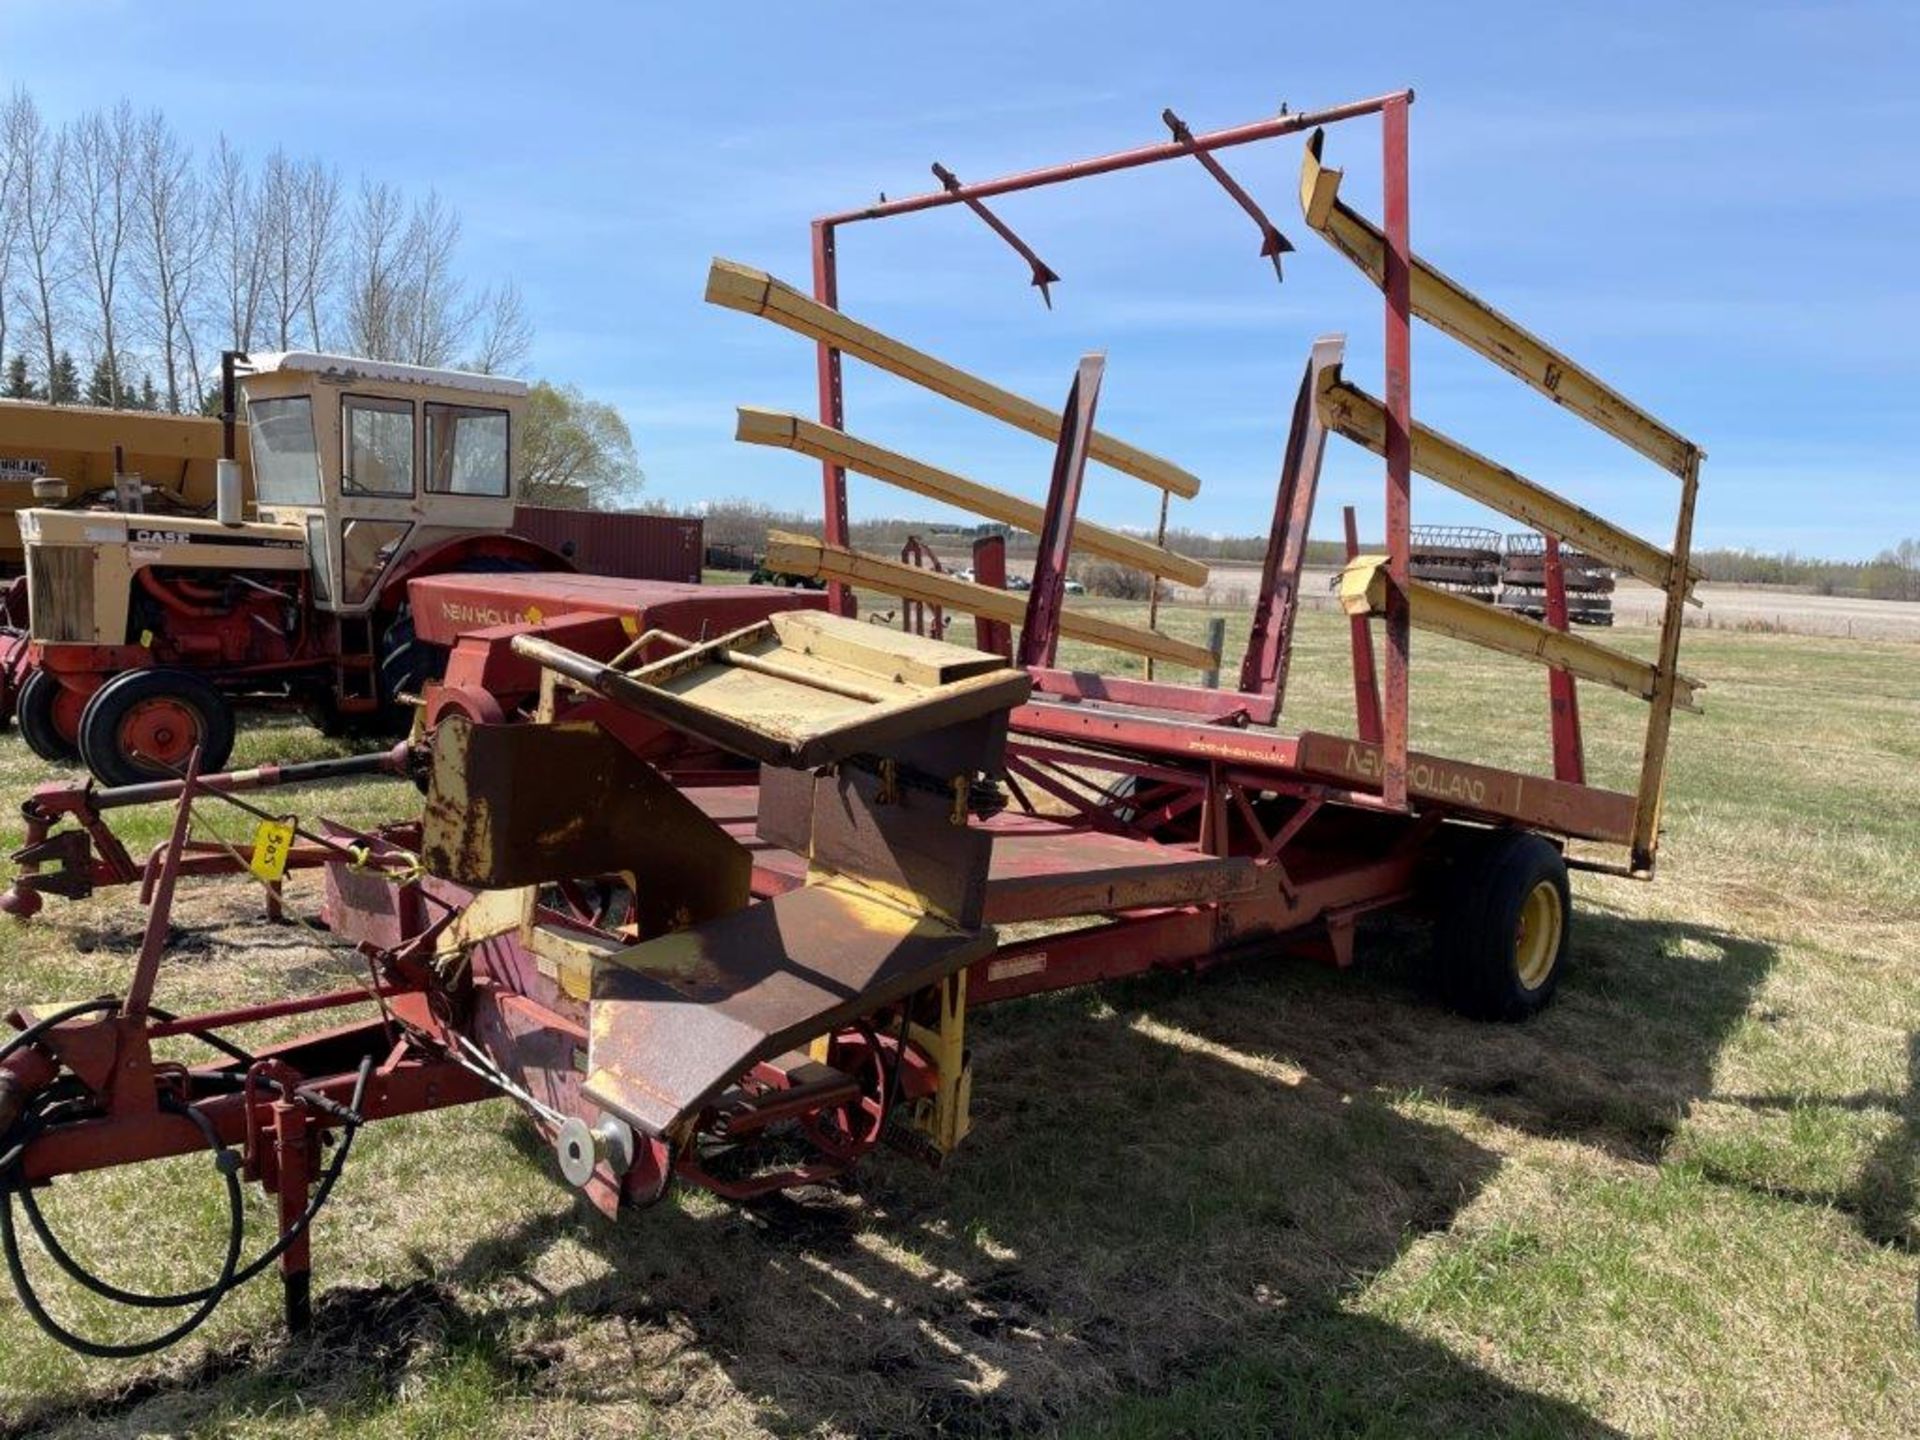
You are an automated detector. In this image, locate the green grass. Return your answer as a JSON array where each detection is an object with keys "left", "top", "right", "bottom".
[{"left": 0, "top": 599, "right": 1916, "bottom": 1438}]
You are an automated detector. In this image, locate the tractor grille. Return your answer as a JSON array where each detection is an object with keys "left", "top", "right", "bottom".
[{"left": 27, "top": 546, "right": 96, "bottom": 642}]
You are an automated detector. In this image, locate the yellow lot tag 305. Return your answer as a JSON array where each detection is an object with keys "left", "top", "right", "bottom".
[{"left": 249, "top": 817, "right": 297, "bottom": 882}]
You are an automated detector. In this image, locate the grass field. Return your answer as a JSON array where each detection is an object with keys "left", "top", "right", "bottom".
[{"left": 0, "top": 599, "right": 1915, "bottom": 1438}]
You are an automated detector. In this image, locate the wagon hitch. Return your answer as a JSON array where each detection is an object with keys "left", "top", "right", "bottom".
[{"left": 1, "top": 742, "right": 418, "bottom": 918}]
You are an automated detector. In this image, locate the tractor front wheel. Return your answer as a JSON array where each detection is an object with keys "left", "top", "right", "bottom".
[
  {"left": 77, "top": 668, "right": 236, "bottom": 787},
  {"left": 1435, "top": 830, "right": 1571, "bottom": 1021},
  {"left": 16, "top": 669, "right": 84, "bottom": 763}
]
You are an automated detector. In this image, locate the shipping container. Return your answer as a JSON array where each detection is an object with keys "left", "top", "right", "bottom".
[{"left": 509, "top": 507, "right": 703, "bottom": 584}]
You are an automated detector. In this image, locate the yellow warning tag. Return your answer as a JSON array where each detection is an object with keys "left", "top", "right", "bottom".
[
  {"left": 249, "top": 817, "right": 297, "bottom": 882},
  {"left": 620, "top": 614, "right": 639, "bottom": 637},
  {"left": 139, "top": 629, "right": 153, "bottom": 648}
]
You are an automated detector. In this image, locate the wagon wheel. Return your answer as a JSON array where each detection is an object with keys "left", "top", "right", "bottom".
[
  {"left": 76, "top": 668, "right": 236, "bottom": 787},
  {"left": 1435, "top": 830, "right": 1571, "bottom": 1021}
]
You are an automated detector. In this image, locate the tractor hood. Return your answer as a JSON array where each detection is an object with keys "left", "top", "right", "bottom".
[{"left": 17, "top": 506, "right": 305, "bottom": 553}]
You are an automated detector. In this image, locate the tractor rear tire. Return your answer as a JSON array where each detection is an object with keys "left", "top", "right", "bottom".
[
  {"left": 17, "top": 669, "right": 81, "bottom": 763},
  {"left": 77, "top": 668, "right": 236, "bottom": 787},
  {"left": 1435, "top": 830, "right": 1571, "bottom": 1022},
  {"left": 375, "top": 556, "right": 543, "bottom": 730}
]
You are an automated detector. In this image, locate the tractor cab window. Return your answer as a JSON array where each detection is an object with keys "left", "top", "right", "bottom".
[
  {"left": 305, "top": 516, "right": 333, "bottom": 604},
  {"left": 426, "top": 403, "right": 510, "bottom": 496},
  {"left": 342, "top": 395, "right": 415, "bottom": 496},
  {"left": 249, "top": 396, "right": 322, "bottom": 506},
  {"left": 340, "top": 519, "right": 412, "bottom": 605}
]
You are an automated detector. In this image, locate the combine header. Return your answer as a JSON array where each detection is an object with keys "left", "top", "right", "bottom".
[{"left": 0, "top": 88, "right": 1705, "bottom": 1357}]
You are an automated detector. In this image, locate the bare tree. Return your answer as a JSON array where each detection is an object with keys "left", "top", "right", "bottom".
[
  {"left": 208, "top": 134, "right": 267, "bottom": 356},
  {"left": 0, "top": 91, "right": 19, "bottom": 369},
  {"left": 395, "top": 189, "right": 479, "bottom": 366},
  {"left": 297, "top": 158, "right": 340, "bottom": 349},
  {"left": 69, "top": 101, "right": 136, "bottom": 404},
  {"left": 468, "top": 278, "right": 532, "bottom": 375},
  {"left": 133, "top": 109, "right": 206, "bottom": 411},
  {"left": 258, "top": 148, "right": 300, "bottom": 350},
  {"left": 342, "top": 178, "right": 407, "bottom": 359},
  {"left": 5, "top": 90, "right": 69, "bottom": 393}
]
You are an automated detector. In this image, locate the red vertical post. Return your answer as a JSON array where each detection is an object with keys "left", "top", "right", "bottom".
[
  {"left": 1543, "top": 536, "right": 1586, "bottom": 784},
  {"left": 1344, "top": 506, "right": 1384, "bottom": 744},
  {"left": 1379, "top": 96, "right": 1413, "bottom": 809},
  {"left": 810, "top": 220, "right": 853, "bottom": 618},
  {"left": 272, "top": 1099, "right": 314, "bottom": 1333},
  {"left": 972, "top": 533, "right": 1012, "bottom": 657},
  {"left": 1018, "top": 354, "right": 1106, "bottom": 670}
]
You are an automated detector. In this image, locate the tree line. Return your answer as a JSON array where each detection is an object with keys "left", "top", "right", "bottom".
[{"left": 0, "top": 87, "right": 529, "bottom": 415}]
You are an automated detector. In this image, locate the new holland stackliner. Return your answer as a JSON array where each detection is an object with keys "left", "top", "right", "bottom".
[{"left": 0, "top": 89, "right": 1704, "bottom": 1358}]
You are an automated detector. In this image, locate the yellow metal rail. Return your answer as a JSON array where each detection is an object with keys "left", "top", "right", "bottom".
[
  {"left": 1300, "top": 134, "right": 1696, "bottom": 478},
  {"left": 1339, "top": 557, "right": 1699, "bottom": 710},
  {"left": 1315, "top": 369, "right": 1697, "bottom": 595},
  {"left": 707, "top": 259, "right": 1202, "bottom": 498},
  {"left": 764, "top": 530, "right": 1218, "bottom": 671},
  {"left": 736, "top": 408, "right": 1210, "bottom": 588},
  {"left": 1301, "top": 129, "right": 1706, "bottom": 872}
]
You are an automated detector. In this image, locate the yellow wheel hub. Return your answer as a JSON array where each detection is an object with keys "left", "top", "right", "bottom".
[{"left": 1514, "top": 880, "right": 1564, "bottom": 990}]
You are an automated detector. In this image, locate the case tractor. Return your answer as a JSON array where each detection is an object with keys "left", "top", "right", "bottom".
[{"left": 11, "top": 353, "right": 566, "bottom": 784}]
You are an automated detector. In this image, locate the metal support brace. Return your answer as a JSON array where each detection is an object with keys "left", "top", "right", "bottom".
[
  {"left": 932, "top": 163, "right": 1061, "bottom": 307},
  {"left": 1163, "top": 108, "right": 1294, "bottom": 279},
  {"left": 1018, "top": 355, "right": 1107, "bottom": 669}
]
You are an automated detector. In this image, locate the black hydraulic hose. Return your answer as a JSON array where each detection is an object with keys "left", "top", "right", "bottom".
[
  {"left": 0, "top": 1098, "right": 243, "bottom": 1359},
  {"left": 146, "top": 1005, "right": 258, "bottom": 1070},
  {"left": 0, "top": 1054, "right": 372, "bottom": 1356},
  {"left": 14, "top": 1056, "right": 371, "bottom": 1309}
]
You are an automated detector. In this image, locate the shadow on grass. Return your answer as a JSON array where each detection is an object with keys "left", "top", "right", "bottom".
[
  {"left": 6, "top": 899, "right": 1770, "bottom": 1439},
  {"left": 1705, "top": 1030, "right": 1920, "bottom": 1253}
]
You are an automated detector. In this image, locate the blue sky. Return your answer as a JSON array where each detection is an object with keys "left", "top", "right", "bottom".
[{"left": 6, "top": 1, "right": 1916, "bottom": 558}]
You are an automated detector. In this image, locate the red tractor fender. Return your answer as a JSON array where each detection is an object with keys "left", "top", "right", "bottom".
[{"left": 374, "top": 532, "right": 572, "bottom": 612}]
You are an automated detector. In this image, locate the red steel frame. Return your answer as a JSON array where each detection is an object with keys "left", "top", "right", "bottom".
[
  {"left": 808, "top": 91, "right": 1419, "bottom": 805},
  {"left": 0, "top": 91, "right": 1697, "bottom": 1355}
]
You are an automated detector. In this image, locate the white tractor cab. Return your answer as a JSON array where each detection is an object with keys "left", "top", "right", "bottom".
[{"left": 14, "top": 352, "right": 566, "bottom": 785}]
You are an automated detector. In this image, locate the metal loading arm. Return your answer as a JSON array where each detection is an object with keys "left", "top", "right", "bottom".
[
  {"left": 735, "top": 408, "right": 1211, "bottom": 588},
  {"left": 705, "top": 258, "right": 1202, "bottom": 499},
  {"left": 762, "top": 531, "right": 1217, "bottom": 672},
  {"left": 1299, "top": 129, "right": 1700, "bottom": 478},
  {"left": 490, "top": 610, "right": 1032, "bottom": 1143}
]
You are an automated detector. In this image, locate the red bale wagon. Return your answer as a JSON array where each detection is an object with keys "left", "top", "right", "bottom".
[{"left": 0, "top": 90, "right": 1703, "bottom": 1354}]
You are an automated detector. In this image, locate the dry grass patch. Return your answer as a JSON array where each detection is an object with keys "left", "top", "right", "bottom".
[{"left": 0, "top": 608, "right": 1915, "bottom": 1437}]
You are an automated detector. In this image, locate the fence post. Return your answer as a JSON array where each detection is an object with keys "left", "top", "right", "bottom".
[{"left": 1202, "top": 616, "right": 1227, "bottom": 688}]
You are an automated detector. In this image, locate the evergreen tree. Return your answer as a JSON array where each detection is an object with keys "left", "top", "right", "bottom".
[
  {"left": 2, "top": 355, "right": 36, "bottom": 401},
  {"left": 48, "top": 351, "right": 81, "bottom": 405},
  {"left": 138, "top": 375, "right": 159, "bottom": 411},
  {"left": 86, "top": 354, "right": 117, "bottom": 408}
]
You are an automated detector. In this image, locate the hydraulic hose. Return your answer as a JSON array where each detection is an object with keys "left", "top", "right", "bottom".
[
  {"left": 0, "top": 1097, "right": 243, "bottom": 1358},
  {"left": 0, "top": 1053, "right": 373, "bottom": 1356}
]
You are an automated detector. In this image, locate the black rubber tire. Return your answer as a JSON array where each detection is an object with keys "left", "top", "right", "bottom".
[
  {"left": 375, "top": 556, "right": 543, "bottom": 731},
  {"left": 76, "top": 668, "right": 236, "bottom": 786},
  {"left": 16, "top": 669, "right": 79, "bottom": 762},
  {"left": 1435, "top": 830, "right": 1571, "bottom": 1022}
]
